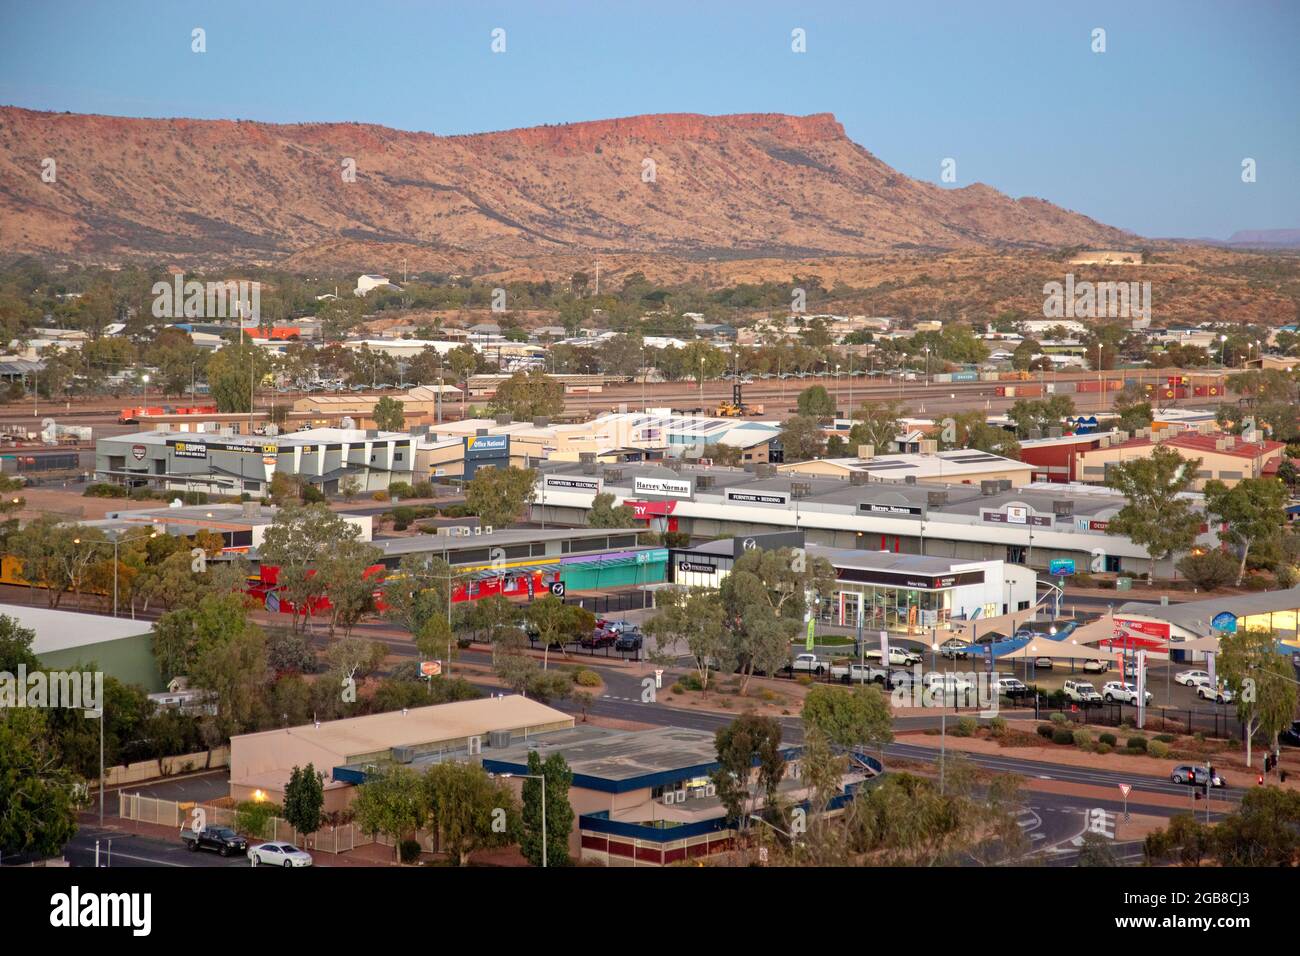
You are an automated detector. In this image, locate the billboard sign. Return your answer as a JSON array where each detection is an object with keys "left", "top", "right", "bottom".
[
  {"left": 1211, "top": 611, "right": 1237, "bottom": 633},
  {"left": 1050, "top": 558, "right": 1076, "bottom": 576},
  {"left": 726, "top": 489, "right": 790, "bottom": 506},
  {"left": 543, "top": 475, "right": 602, "bottom": 494},
  {"left": 634, "top": 476, "right": 692, "bottom": 498}
]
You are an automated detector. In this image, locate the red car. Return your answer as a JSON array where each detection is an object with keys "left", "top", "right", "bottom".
[{"left": 581, "top": 627, "right": 618, "bottom": 649}]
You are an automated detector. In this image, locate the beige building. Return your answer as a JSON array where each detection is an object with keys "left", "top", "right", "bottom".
[
  {"left": 1077, "top": 431, "right": 1285, "bottom": 490},
  {"left": 228, "top": 696, "right": 574, "bottom": 811},
  {"left": 778, "top": 448, "right": 1033, "bottom": 487},
  {"left": 292, "top": 385, "right": 462, "bottom": 431}
]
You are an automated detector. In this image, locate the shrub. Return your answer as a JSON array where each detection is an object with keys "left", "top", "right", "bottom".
[
  {"left": 84, "top": 483, "right": 128, "bottom": 498},
  {"left": 412, "top": 480, "right": 434, "bottom": 498},
  {"left": 1050, "top": 712, "right": 1068, "bottom": 726},
  {"left": 574, "top": 669, "right": 601, "bottom": 688},
  {"left": 1155, "top": 733, "right": 1176, "bottom": 744},
  {"left": 954, "top": 717, "right": 977, "bottom": 737},
  {"left": 670, "top": 682, "right": 685, "bottom": 695},
  {"left": 1242, "top": 573, "right": 1274, "bottom": 592},
  {"left": 1147, "top": 740, "right": 1170, "bottom": 759},
  {"left": 301, "top": 484, "right": 326, "bottom": 504},
  {"left": 1099, "top": 732, "right": 1118, "bottom": 747},
  {"left": 1037, "top": 724, "right": 1055, "bottom": 739},
  {"left": 1127, "top": 736, "right": 1148, "bottom": 752},
  {"left": 399, "top": 839, "right": 422, "bottom": 864},
  {"left": 391, "top": 506, "right": 417, "bottom": 530},
  {"left": 440, "top": 504, "right": 469, "bottom": 518},
  {"left": 388, "top": 481, "right": 415, "bottom": 499},
  {"left": 1096, "top": 742, "right": 1112, "bottom": 754},
  {"left": 1052, "top": 728, "right": 1074, "bottom": 745},
  {"left": 1193, "top": 731, "right": 1205, "bottom": 743},
  {"left": 989, "top": 716, "right": 1008, "bottom": 737},
  {"left": 795, "top": 674, "right": 814, "bottom": 686},
  {"left": 372, "top": 490, "right": 390, "bottom": 502},
  {"left": 1073, "top": 729, "right": 1092, "bottom": 748},
  {"left": 679, "top": 673, "right": 704, "bottom": 692},
  {"left": 1176, "top": 549, "right": 1239, "bottom": 591}
]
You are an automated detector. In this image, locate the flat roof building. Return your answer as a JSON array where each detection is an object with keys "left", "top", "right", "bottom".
[
  {"left": 96, "top": 427, "right": 418, "bottom": 497},
  {"left": 533, "top": 460, "right": 1217, "bottom": 578},
  {"left": 229, "top": 695, "right": 574, "bottom": 811}
]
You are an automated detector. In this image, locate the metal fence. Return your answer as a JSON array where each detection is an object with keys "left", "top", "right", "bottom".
[
  {"left": 1042, "top": 699, "right": 1243, "bottom": 738},
  {"left": 563, "top": 591, "right": 652, "bottom": 615},
  {"left": 117, "top": 792, "right": 367, "bottom": 854}
]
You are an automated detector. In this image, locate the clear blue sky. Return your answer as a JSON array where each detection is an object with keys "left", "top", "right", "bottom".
[{"left": 2, "top": 0, "right": 1297, "bottom": 239}]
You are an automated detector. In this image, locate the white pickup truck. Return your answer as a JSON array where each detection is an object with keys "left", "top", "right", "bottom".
[
  {"left": 829, "top": 661, "right": 892, "bottom": 685},
  {"left": 865, "top": 646, "right": 924, "bottom": 667},
  {"left": 790, "top": 653, "right": 831, "bottom": 675}
]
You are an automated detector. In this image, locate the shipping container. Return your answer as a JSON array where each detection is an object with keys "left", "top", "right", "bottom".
[{"left": 952, "top": 371, "right": 979, "bottom": 382}]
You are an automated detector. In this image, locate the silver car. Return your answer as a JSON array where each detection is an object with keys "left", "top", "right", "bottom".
[{"left": 249, "top": 842, "right": 313, "bottom": 867}]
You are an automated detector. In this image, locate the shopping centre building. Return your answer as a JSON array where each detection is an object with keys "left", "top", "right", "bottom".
[{"left": 533, "top": 459, "right": 1216, "bottom": 578}]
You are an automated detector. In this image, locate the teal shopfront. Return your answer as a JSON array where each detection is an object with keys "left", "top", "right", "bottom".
[{"left": 559, "top": 548, "right": 668, "bottom": 591}]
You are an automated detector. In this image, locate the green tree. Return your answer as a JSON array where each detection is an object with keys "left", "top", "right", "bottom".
[
  {"left": 7, "top": 516, "right": 104, "bottom": 608},
  {"left": 464, "top": 465, "right": 537, "bottom": 530},
  {"left": 315, "top": 537, "right": 383, "bottom": 636},
  {"left": 586, "top": 492, "right": 636, "bottom": 528},
  {"left": 1006, "top": 395, "right": 1076, "bottom": 438},
  {"left": 1211, "top": 786, "right": 1300, "bottom": 866},
  {"left": 520, "top": 750, "right": 574, "bottom": 867},
  {"left": 0, "top": 708, "right": 82, "bottom": 858},
  {"left": 1216, "top": 627, "right": 1299, "bottom": 769},
  {"left": 796, "top": 385, "right": 836, "bottom": 420},
  {"left": 643, "top": 586, "right": 726, "bottom": 692},
  {"left": 942, "top": 411, "right": 1021, "bottom": 458},
  {"left": 205, "top": 341, "right": 270, "bottom": 413},
  {"left": 488, "top": 371, "right": 565, "bottom": 420},
  {"left": 372, "top": 395, "right": 406, "bottom": 431},
  {"left": 350, "top": 764, "right": 426, "bottom": 862},
  {"left": 525, "top": 594, "right": 590, "bottom": 669},
  {"left": 719, "top": 546, "right": 836, "bottom": 693},
  {"left": 283, "top": 764, "right": 325, "bottom": 845},
  {"left": 777, "top": 414, "right": 826, "bottom": 462},
  {"left": 801, "top": 684, "right": 894, "bottom": 750},
  {"left": 846, "top": 400, "right": 907, "bottom": 454},
  {"left": 1105, "top": 446, "right": 1203, "bottom": 581},
  {"left": 423, "top": 761, "right": 520, "bottom": 866},
  {"left": 259, "top": 504, "right": 366, "bottom": 631},
  {"left": 1203, "top": 477, "right": 1287, "bottom": 585},
  {"left": 711, "top": 713, "right": 786, "bottom": 830}
]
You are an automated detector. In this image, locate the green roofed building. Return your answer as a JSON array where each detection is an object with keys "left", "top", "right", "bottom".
[{"left": 0, "top": 603, "right": 162, "bottom": 692}]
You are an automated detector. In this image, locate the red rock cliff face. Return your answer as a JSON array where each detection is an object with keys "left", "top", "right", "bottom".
[{"left": 0, "top": 107, "right": 1129, "bottom": 265}]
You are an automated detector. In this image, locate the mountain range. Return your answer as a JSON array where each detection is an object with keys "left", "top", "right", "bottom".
[{"left": 0, "top": 107, "right": 1135, "bottom": 268}]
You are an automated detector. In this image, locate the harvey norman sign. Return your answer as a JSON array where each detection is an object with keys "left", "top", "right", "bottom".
[
  {"left": 634, "top": 476, "right": 692, "bottom": 498},
  {"left": 858, "top": 502, "right": 922, "bottom": 517},
  {"left": 726, "top": 489, "right": 789, "bottom": 506}
]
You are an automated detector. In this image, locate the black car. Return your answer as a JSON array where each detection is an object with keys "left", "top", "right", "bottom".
[
  {"left": 615, "top": 631, "right": 643, "bottom": 652},
  {"left": 181, "top": 825, "right": 248, "bottom": 857},
  {"left": 1280, "top": 721, "right": 1300, "bottom": 748}
]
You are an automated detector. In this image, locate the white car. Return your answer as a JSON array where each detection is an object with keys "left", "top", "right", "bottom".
[
  {"left": 248, "top": 842, "right": 313, "bottom": 867},
  {"left": 1082, "top": 659, "right": 1110, "bottom": 674},
  {"left": 1102, "top": 681, "right": 1152, "bottom": 705},
  {"left": 866, "top": 646, "right": 923, "bottom": 667},
  {"left": 1196, "top": 682, "right": 1234, "bottom": 704},
  {"left": 1175, "top": 669, "right": 1210, "bottom": 687},
  {"left": 1063, "top": 680, "right": 1102, "bottom": 703},
  {"left": 923, "top": 672, "right": 974, "bottom": 693}
]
